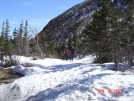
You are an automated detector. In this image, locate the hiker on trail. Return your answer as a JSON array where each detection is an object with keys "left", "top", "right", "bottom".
[
  {"left": 64, "top": 48, "right": 70, "bottom": 60},
  {"left": 69, "top": 45, "right": 76, "bottom": 61}
]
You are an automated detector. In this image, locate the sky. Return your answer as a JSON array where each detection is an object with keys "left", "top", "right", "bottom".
[
  {"left": 0, "top": 55, "right": 134, "bottom": 101},
  {"left": 0, "top": 0, "right": 85, "bottom": 35}
]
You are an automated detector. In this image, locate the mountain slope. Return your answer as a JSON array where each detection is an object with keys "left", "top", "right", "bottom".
[{"left": 38, "top": 0, "right": 102, "bottom": 44}]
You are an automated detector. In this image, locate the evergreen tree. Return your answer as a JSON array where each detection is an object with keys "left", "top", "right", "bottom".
[
  {"left": 1, "top": 21, "right": 5, "bottom": 37},
  {"left": 17, "top": 20, "right": 24, "bottom": 55},
  {"left": 13, "top": 28, "right": 18, "bottom": 40},
  {"left": 109, "top": 5, "right": 126, "bottom": 70},
  {"left": 68, "top": 36, "right": 73, "bottom": 48},
  {"left": 5, "top": 19, "right": 10, "bottom": 40},
  {"left": 72, "top": 22, "right": 80, "bottom": 54},
  {"left": 48, "top": 41, "right": 56, "bottom": 57},
  {"left": 4, "top": 19, "right": 12, "bottom": 57},
  {"left": 120, "top": 0, "right": 134, "bottom": 65},
  {"left": 0, "top": 21, "right": 5, "bottom": 61},
  {"left": 12, "top": 28, "right": 18, "bottom": 55},
  {"left": 23, "top": 20, "right": 29, "bottom": 56},
  {"left": 83, "top": 0, "right": 114, "bottom": 63},
  {"left": 82, "top": 0, "right": 132, "bottom": 70},
  {"left": 0, "top": 19, "right": 13, "bottom": 64}
]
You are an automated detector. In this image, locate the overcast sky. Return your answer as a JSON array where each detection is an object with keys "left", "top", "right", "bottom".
[{"left": 0, "top": 0, "right": 85, "bottom": 35}]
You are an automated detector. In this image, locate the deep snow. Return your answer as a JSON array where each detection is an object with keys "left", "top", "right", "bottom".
[{"left": 0, "top": 55, "right": 134, "bottom": 101}]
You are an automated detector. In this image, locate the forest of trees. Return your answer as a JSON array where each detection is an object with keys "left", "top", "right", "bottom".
[
  {"left": 0, "top": 20, "right": 41, "bottom": 67},
  {"left": 0, "top": 0, "right": 134, "bottom": 71},
  {"left": 82, "top": 0, "right": 134, "bottom": 70}
]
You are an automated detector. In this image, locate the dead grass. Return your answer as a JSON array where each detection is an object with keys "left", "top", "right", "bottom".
[{"left": 0, "top": 69, "right": 24, "bottom": 83}]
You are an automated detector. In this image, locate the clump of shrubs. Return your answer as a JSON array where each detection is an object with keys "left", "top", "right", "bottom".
[
  {"left": 32, "top": 57, "right": 37, "bottom": 60},
  {"left": 2, "top": 60, "right": 18, "bottom": 68}
]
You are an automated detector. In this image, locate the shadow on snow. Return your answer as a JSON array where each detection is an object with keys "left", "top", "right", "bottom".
[{"left": 25, "top": 73, "right": 113, "bottom": 101}]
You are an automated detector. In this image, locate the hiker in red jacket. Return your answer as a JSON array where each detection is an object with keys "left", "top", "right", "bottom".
[{"left": 64, "top": 48, "right": 70, "bottom": 60}]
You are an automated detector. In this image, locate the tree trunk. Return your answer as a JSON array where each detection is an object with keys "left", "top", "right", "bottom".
[{"left": 114, "top": 48, "right": 119, "bottom": 71}]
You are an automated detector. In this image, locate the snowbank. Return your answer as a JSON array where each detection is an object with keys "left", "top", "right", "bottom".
[
  {"left": 0, "top": 56, "right": 134, "bottom": 101},
  {"left": 9, "top": 65, "right": 45, "bottom": 76}
]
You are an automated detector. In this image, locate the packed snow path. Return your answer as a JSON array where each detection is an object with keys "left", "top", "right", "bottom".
[{"left": 0, "top": 56, "right": 134, "bottom": 101}]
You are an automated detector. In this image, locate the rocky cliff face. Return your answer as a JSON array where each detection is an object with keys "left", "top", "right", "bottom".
[{"left": 38, "top": 0, "right": 102, "bottom": 44}]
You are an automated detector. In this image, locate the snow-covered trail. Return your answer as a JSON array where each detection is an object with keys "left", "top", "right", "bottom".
[{"left": 0, "top": 56, "right": 134, "bottom": 101}]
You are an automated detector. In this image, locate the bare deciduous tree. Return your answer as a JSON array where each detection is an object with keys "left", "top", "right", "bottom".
[{"left": 29, "top": 27, "right": 44, "bottom": 58}]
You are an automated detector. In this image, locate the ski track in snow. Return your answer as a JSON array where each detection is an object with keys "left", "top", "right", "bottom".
[{"left": 0, "top": 56, "right": 134, "bottom": 101}]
